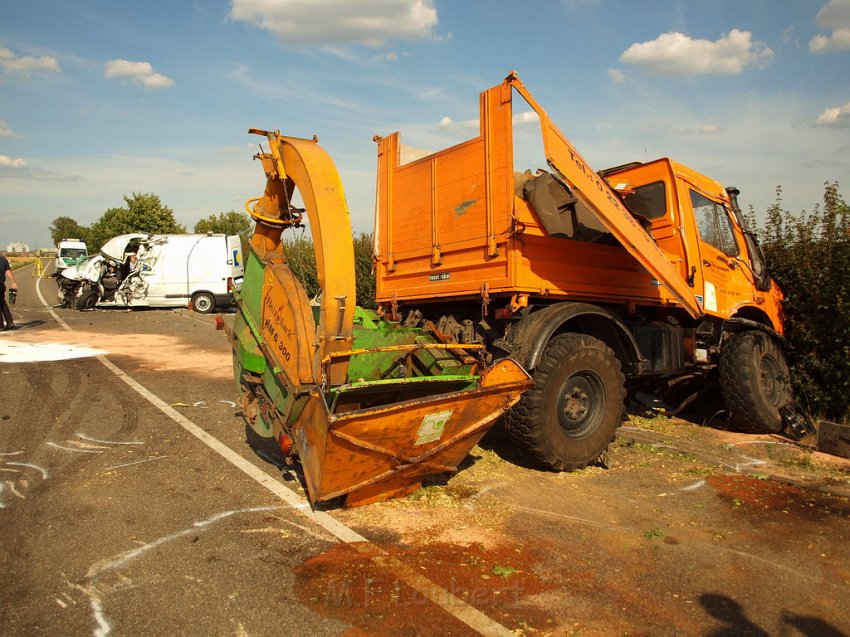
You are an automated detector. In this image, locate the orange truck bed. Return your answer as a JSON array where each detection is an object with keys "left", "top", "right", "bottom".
[{"left": 374, "top": 73, "right": 700, "bottom": 317}]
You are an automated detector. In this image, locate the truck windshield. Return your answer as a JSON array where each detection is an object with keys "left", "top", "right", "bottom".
[
  {"left": 690, "top": 191, "right": 740, "bottom": 257},
  {"left": 60, "top": 248, "right": 87, "bottom": 258}
]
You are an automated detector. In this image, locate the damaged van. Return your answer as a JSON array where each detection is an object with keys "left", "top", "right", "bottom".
[{"left": 57, "top": 233, "right": 244, "bottom": 313}]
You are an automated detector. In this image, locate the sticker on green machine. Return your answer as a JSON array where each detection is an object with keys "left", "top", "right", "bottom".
[{"left": 415, "top": 409, "right": 453, "bottom": 445}]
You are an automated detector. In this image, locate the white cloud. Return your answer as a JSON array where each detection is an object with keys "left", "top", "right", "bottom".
[
  {"left": 104, "top": 59, "right": 174, "bottom": 89},
  {"left": 436, "top": 111, "right": 537, "bottom": 133},
  {"left": 815, "top": 102, "right": 850, "bottom": 127},
  {"left": 0, "top": 120, "right": 19, "bottom": 137},
  {"left": 607, "top": 68, "right": 626, "bottom": 83},
  {"left": 0, "top": 155, "right": 27, "bottom": 169},
  {"left": 513, "top": 111, "right": 540, "bottom": 127},
  {"left": 620, "top": 29, "right": 773, "bottom": 75},
  {"left": 0, "top": 44, "right": 60, "bottom": 75},
  {"left": 809, "top": 0, "right": 850, "bottom": 53},
  {"left": 700, "top": 124, "right": 722, "bottom": 134},
  {"left": 230, "top": 0, "right": 438, "bottom": 47},
  {"left": 809, "top": 30, "right": 850, "bottom": 52},
  {"left": 372, "top": 50, "right": 401, "bottom": 62},
  {"left": 436, "top": 115, "right": 478, "bottom": 131}
]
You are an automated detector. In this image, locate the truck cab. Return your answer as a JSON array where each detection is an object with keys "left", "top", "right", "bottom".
[{"left": 605, "top": 159, "right": 781, "bottom": 330}]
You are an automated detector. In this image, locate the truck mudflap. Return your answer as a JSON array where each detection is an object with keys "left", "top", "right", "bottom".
[
  {"left": 294, "top": 358, "right": 531, "bottom": 506},
  {"left": 231, "top": 128, "right": 532, "bottom": 507}
]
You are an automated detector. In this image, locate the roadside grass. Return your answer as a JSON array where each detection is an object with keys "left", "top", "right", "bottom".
[{"left": 8, "top": 257, "right": 35, "bottom": 270}]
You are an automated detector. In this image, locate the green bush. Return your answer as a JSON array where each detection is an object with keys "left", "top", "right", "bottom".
[
  {"left": 752, "top": 182, "right": 850, "bottom": 422},
  {"left": 282, "top": 232, "right": 376, "bottom": 309}
]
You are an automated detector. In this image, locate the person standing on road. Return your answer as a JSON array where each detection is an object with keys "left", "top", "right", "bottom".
[{"left": 0, "top": 253, "right": 18, "bottom": 330}]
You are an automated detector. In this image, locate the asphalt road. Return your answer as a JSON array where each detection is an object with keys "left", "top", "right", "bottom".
[
  {"left": 1, "top": 266, "right": 348, "bottom": 636},
  {"left": 1, "top": 262, "right": 848, "bottom": 637}
]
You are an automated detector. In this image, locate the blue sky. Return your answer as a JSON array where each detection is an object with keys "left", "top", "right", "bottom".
[{"left": 1, "top": 0, "right": 849, "bottom": 249}]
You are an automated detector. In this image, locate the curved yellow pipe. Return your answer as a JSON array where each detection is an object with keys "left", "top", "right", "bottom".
[{"left": 250, "top": 130, "right": 357, "bottom": 383}]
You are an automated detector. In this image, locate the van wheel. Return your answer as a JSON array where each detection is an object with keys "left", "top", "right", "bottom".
[
  {"left": 191, "top": 292, "right": 216, "bottom": 313},
  {"left": 719, "top": 331, "right": 790, "bottom": 433},
  {"left": 76, "top": 289, "right": 99, "bottom": 311},
  {"left": 504, "top": 333, "right": 625, "bottom": 471}
]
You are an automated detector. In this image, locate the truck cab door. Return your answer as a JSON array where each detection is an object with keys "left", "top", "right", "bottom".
[{"left": 688, "top": 189, "right": 752, "bottom": 317}]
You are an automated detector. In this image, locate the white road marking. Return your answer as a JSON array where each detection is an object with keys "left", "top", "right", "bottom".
[
  {"left": 36, "top": 275, "right": 517, "bottom": 637},
  {"left": 68, "top": 582, "right": 110, "bottom": 637},
  {"left": 104, "top": 456, "right": 168, "bottom": 471},
  {"left": 5, "top": 461, "right": 49, "bottom": 479},
  {"left": 76, "top": 434, "right": 145, "bottom": 446},
  {"left": 734, "top": 455, "right": 767, "bottom": 472},
  {"left": 680, "top": 479, "right": 706, "bottom": 492},
  {"left": 86, "top": 506, "right": 281, "bottom": 579},
  {"left": 80, "top": 506, "right": 281, "bottom": 636},
  {"left": 47, "top": 442, "right": 104, "bottom": 454},
  {"left": 219, "top": 400, "right": 236, "bottom": 408},
  {"left": 6, "top": 480, "right": 25, "bottom": 499},
  {"left": 0, "top": 451, "right": 24, "bottom": 456},
  {"left": 0, "top": 341, "right": 106, "bottom": 363}
]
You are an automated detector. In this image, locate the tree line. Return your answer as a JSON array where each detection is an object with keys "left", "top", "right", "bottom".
[{"left": 48, "top": 192, "right": 253, "bottom": 252}]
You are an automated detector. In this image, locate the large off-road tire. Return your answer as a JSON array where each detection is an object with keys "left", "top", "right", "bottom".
[
  {"left": 719, "top": 331, "right": 791, "bottom": 433},
  {"left": 75, "top": 289, "right": 99, "bottom": 311},
  {"left": 191, "top": 292, "right": 216, "bottom": 314},
  {"left": 504, "top": 333, "right": 626, "bottom": 471}
]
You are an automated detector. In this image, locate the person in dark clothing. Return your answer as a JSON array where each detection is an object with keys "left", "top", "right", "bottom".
[{"left": 0, "top": 254, "right": 18, "bottom": 330}]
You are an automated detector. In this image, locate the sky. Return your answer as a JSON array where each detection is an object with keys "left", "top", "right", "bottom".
[{"left": 1, "top": 0, "right": 849, "bottom": 249}]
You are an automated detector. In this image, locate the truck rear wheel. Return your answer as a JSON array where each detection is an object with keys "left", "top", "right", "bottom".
[
  {"left": 505, "top": 333, "right": 625, "bottom": 471},
  {"left": 719, "top": 331, "right": 790, "bottom": 433}
]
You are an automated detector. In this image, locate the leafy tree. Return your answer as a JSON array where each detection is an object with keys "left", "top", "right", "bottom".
[
  {"left": 87, "top": 192, "right": 186, "bottom": 251},
  {"left": 194, "top": 211, "right": 254, "bottom": 241},
  {"left": 755, "top": 182, "right": 850, "bottom": 422},
  {"left": 283, "top": 234, "right": 319, "bottom": 299},
  {"left": 281, "top": 231, "right": 376, "bottom": 308},
  {"left": 49, "top": 216, "right": 89, "bottom": 246},
  {"left": 353, "top": 232, "right": 376, "bottom": 309}
]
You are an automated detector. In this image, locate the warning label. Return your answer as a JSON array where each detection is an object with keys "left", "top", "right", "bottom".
[{"left": 415, "top": 410, "right": 453, "bottom": 445}]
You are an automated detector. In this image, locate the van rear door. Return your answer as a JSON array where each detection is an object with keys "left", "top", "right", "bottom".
[{"left": 227, "top": 235, "right": 244, "bottom": 291}]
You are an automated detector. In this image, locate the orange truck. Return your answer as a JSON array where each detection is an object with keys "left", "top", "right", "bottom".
[{"left": 372, "top": 72, "right": 806, "bottom": 471}]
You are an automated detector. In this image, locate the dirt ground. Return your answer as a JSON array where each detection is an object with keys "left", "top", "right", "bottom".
[{"left": 304, "top": 416, "right": 850, "bottom": 637}]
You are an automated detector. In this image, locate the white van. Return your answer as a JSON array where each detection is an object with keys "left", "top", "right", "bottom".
[
  {"left": 57, "top": 233, "right": 244, "bottom": 313},
  {"left": 56, "top": 239, "right": 88, "bottom": 270}
]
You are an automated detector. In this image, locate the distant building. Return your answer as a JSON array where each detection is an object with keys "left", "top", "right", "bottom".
[{"left": 6, "top": 241, "right": 30, "bottom": 253}]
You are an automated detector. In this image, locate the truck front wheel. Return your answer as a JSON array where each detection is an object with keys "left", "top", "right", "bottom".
[
  {"left": 505, "top": 333, "right": 625, "bottom": 471},
  {"left": 75, "top": 289, "right": 99, "bottom": 311},
  {"left": 719, "top": 331, "right": 790, "bottom": 433}
]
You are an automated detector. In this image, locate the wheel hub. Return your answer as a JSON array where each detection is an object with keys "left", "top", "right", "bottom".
[
  {"left": 563, "top": 385, "right": 590, "bottom": 421},
  {"left": 557, "top": 371, "right": 604, "bottom": 438},
  {"left": 759, "top": 354, "right": 784, "bottom": 405}
]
